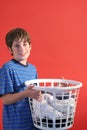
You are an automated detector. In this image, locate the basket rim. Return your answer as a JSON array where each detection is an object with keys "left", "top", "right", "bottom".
[{"left": 25, "top": 78, "right": 82, "bottom": 90}]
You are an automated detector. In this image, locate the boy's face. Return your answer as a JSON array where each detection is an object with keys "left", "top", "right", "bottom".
[{"left": 9, "top": 39, "right": 31, "bottom": 65}]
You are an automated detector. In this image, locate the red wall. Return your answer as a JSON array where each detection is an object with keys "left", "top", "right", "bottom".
[{"left": 0, "top": 0, "right": 87, "bottom": 129}]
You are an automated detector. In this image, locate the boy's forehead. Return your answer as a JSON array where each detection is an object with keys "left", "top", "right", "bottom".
[{"left": 13, "top": 38, "right": 27, "bottom": 43}]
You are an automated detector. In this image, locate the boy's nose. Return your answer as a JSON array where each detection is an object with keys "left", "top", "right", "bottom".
[{"left": 19, "top": 45, "right": 24, "bottom": 51}]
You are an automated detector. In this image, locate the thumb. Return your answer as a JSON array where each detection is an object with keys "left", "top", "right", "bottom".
[{"left": 28, "top": 84, "right": 35, "bottom": 89}]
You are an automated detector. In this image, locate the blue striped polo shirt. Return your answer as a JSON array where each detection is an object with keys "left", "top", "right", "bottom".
[{"left": 0, "top": 59, "right": 39, "bottom": 130}]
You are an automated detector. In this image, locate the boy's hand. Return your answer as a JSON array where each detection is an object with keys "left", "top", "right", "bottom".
[{"left": 24, "top": 84, "right": 42, "bottom": 101}]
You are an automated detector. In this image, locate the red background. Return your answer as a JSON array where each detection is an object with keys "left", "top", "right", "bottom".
[{"left": 0, "top": 0, "right": 87, "bottom": 129}]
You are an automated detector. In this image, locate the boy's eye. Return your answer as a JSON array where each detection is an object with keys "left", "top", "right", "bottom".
[
  {"left": 15, "top": 44, "right": 19, "bottom": 48},
  {"left": 23, "top": 43, "right": 27, "bottom": 46}
]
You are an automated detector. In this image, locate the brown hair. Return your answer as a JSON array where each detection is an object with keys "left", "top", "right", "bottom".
[{"left": 5, "top": 28, "right": 31, "bottom": 48}]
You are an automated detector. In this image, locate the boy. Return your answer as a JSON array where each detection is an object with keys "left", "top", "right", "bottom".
[{"left": 0, "top": 28, "right": 42, "bottom": 130}]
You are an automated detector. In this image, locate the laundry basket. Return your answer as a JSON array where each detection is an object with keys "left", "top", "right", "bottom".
[{"left": 25, "top": 79, "right": 82, "bottom": 130}]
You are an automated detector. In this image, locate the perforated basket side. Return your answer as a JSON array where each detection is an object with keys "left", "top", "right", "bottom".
[{"left": 25, "top": 79, "right": 82, "bottom": 130}]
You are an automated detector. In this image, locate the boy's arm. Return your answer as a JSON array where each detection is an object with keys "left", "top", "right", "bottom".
[{"left": 2, "top": 85, "right": 42, "bottom": 105}]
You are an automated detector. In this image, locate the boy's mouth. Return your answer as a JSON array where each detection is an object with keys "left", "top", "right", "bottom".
[{"left": 19, "top": 53, "right": 26, "bottom": 56}]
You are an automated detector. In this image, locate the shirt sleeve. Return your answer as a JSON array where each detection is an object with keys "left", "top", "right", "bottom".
[{"left": 0, "top": 66, "right": 14, "bottom": 96}]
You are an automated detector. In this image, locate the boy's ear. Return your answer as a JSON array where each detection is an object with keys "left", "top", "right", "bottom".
[
  {"left": 8, "top": 47, "right": 13, "bottom": 55},
  {"left": 29, "top": 44, "right": 32, "bottom": 50}
]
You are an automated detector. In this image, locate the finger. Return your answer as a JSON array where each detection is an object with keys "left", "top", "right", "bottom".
[
  {"left": 37, "top": 95, "right": 42, "bottom": 101},
  {"left": 38, "top": 90, "right": 41, "bottom": 95},
  {"left": 28, "top": 84, "right": 34, "bottom": 89}
]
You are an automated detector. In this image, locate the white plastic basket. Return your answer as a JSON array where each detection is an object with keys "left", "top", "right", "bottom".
[{"left": 25, "top": 79, "right": 82, "bottom": 130}]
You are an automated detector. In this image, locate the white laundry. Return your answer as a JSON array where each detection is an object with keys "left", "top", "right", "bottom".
[
  {"left": 32, "top": 93, "right": 75, "bottom": 119},
  {"left": 44, "top": 94, "right": 76, "bottom": 113},
  {"left": 33, "top": 97, "right": 63, "bottom": 119}
]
